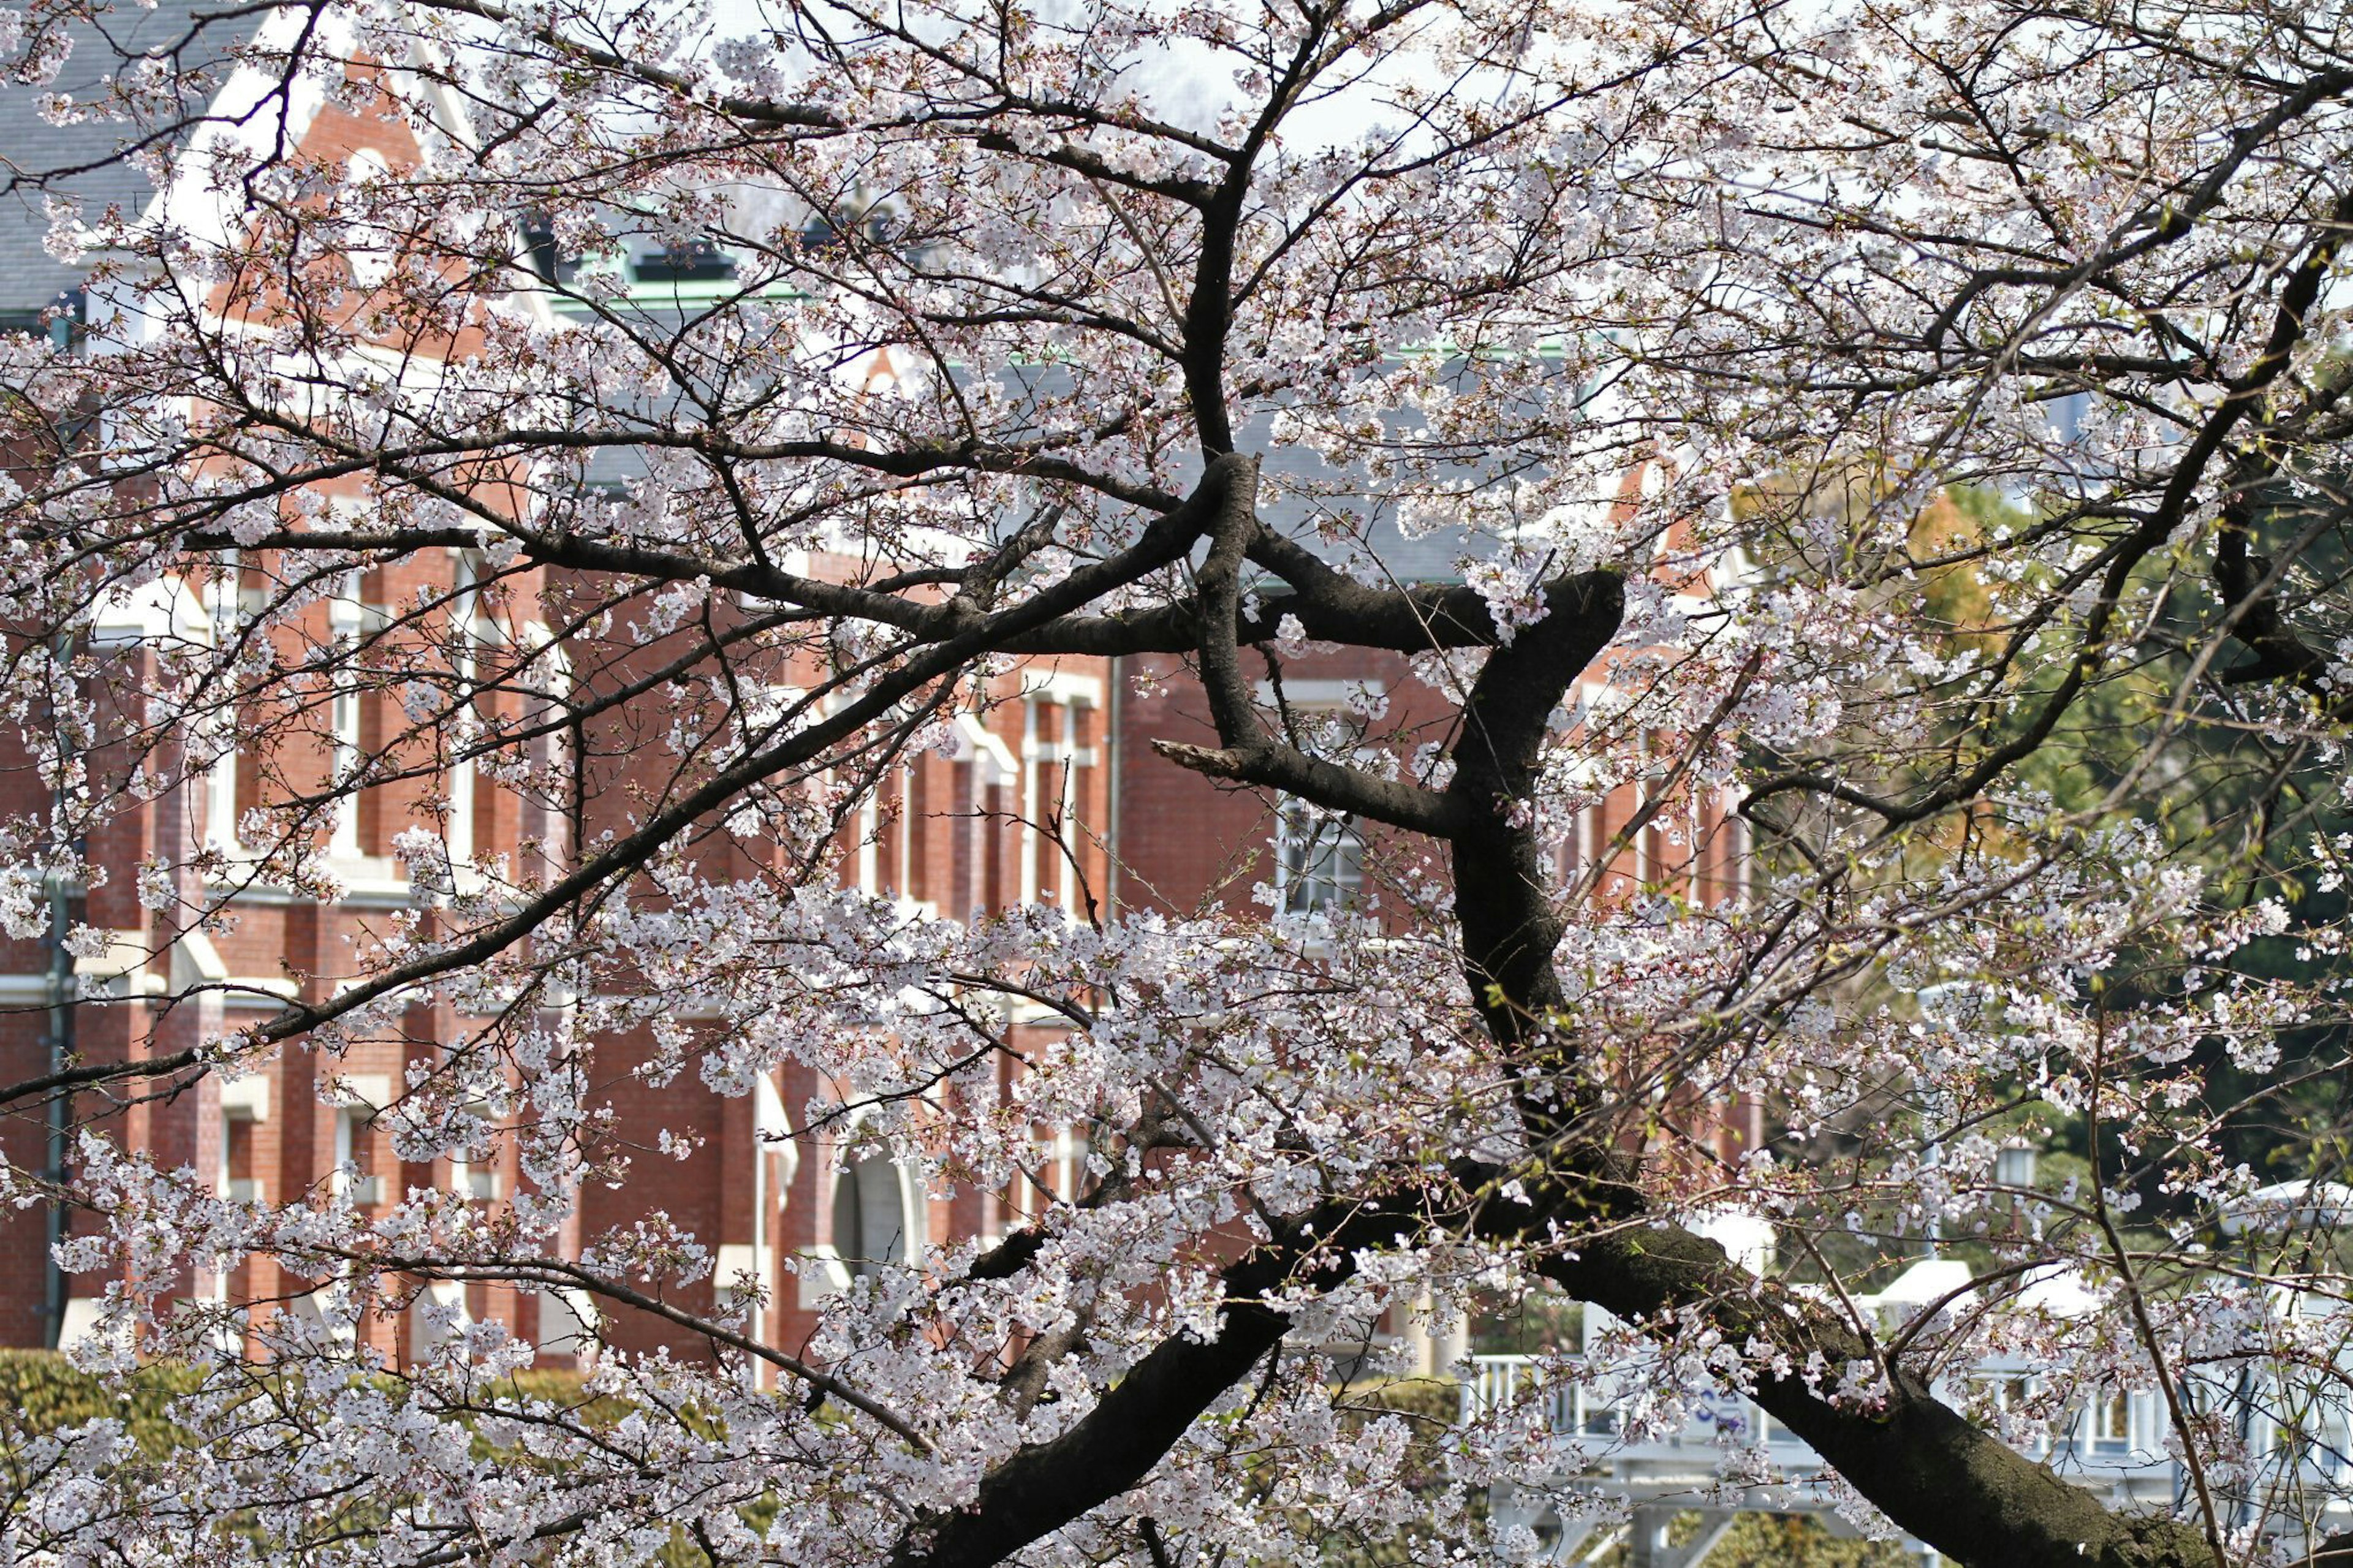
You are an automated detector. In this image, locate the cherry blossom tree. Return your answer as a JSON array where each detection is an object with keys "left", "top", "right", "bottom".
[{"left": 4, "top": 0, "right": 2353, "bottom": 1564}]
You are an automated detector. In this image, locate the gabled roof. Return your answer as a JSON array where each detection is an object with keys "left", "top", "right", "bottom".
[{"left": 0, "top": 0, "right": 269, "bottom": 312}]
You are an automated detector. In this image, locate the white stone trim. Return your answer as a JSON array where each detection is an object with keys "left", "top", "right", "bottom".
[
  {"left": 1253, "top": 677, "right": 1384, "bottom": 708},
  {"left": 332, "top": 1073, "right": 396, "bottom": 1110},
  {"left": 0, "top": 974, "right": 56, "bottom": 1006},
  {"left": 90, "top": 575, "right": 210, "bottom": 651},
  {"left": 220, "top": 1076, "right": 271, "bottom": 1122},
  {"left": 950, "top": 713, "right": 1019, "bottom": 786},
  {"left": 797, "top": 1246, "right": 852, "bottom": 1306},
  {"left": 1018, "top": 669, "right": 1104, "bottom": 708},
  {"left": 756, "top": 1073, "right": 800, "bottom": 1187},
  {"left": 717, "top": 1243, "right": 775, "bottom": 1295}
]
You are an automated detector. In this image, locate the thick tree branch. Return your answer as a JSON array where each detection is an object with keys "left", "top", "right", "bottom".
[
  {"left": 1445, "top": 574, "right": 1624, "bottom": 1045},
  {"left": 1000, "top": 567, "right": 1622, "bottom": 657},
  {"left": 0, "top": 456, "right": 1256, "bottom": 1112},
  {"left": 1148, "top": 456, "right": 1487, "bottom": 833},
  {"left": 1521, "top": 1188, "right": 2216, "bottom": 1568},
  {"left": 1151, "top": 737, "right": 1469, "bottom": 836},
  {"left": 892, "top": 1194, "right": 1426, "bottom": 1568},
  {"left": 2207, "top": 189, "right": 2353, "bottom": 695}
]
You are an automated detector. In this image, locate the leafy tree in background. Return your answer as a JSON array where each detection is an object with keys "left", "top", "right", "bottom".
[{"left": 7, "top": 0, "right": 2353, "bottom": 1564}]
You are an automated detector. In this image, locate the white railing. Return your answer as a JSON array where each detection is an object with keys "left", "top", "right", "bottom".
[
  {"left": 1463, "top": 1354, "right": 2181, "bottom": 1480},
  {"left": 1460, "top": 1350, "right": 2353, "bottom": 1558},
  {"left": 1465, "top": 1354, "right": 1778, "bottom": 1452}
]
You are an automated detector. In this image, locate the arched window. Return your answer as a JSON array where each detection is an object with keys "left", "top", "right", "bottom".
[{"left": 831, "top": 1155, "right": 925, "bottom": 1278}]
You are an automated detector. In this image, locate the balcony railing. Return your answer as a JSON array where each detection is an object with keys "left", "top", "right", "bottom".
[{"left": 1461, "top": 1354, "right": 2200, "bottom": 1480}]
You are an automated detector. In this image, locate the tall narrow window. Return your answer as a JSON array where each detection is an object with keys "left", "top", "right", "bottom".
[
  {"left": 1018, "top": 700, "right": 1042, "bottom": 906},
  {"left": 1065, "top": 702, "right": 1097, "bottom": 912},
  {"left": 211, "top": 1105, "right": 260, "bottom": 1304},
  {"left": 854, "top": 787, "right": 881, "bottom": 895},
  {"left": 831, "top": 1156, "right": 923, "bottom": 1278},
  {"left": 328, "top": 570, "right": 363, "bottom": 857},
  {"left": 1276, "top": 800, "right": 1363, "bottom": 915},
  {"left": 328, "top": 683, "right": 361, "bottom": 855},
  {"left": 1052, "top": 703, "right": 1078, "bottom": 911},
  {"left": 335, "top": 1109, "right": 381, "bottom": 1208},
  {"left": 905, "top": 756, "right": 941, "bottom": 906},
  {"left": 221, "top": 1109, "right": 258, "bottom": 1204},
  {"left": 445, "top": 551, "right": 480, "bottom": 867},
  {"left": 2078, "top": 1385, "right": 2133, "bottom": 1455},
  {"left": 893, "top": 762, "right": 915, "bottom": 901},
  {"left": 204, "top": 553, "right": 241, "bottom": 849}
]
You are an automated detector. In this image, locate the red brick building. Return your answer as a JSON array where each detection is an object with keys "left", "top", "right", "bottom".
[{"left": 0, "top": 3, "right": 1748, "bottom": 1374}]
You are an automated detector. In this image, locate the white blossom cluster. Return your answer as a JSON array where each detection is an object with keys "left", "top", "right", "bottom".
[{"left": 1, "top": 0, "right": 2352, "bottom": 1561}]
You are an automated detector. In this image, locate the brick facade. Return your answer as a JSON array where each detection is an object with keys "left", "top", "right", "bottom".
[{"left": 0, "top": 18, "right": 1748, "bottom": 1371}]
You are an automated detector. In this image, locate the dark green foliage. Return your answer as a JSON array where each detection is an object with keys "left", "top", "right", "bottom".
[
  {"left": 0, "top": 1348, "right": 200, "bottom": 1460},
  {"left": 1311, "top": 1378, "right": 1480, "bottom": 1568},
  {"left": 1587, "top": 1511, "right": 1931, "bottom": 1567},
  {"left": 1697, "top": 1512, "right": 1931, "bottom": 1567},
  {"left": 0, "top": 1355, "right": 1936, "bottom": 1566}
]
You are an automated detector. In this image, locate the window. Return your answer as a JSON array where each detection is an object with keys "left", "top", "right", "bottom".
[
  {"left": 1007, "top": 1127, "right": 1085, "bottom": 1224},
  {"left": 203, "top": 553, "right": 242, "bottom": 850},
  {"left": 1018, "top": 686, "right": 1097, "bottom": 911},
  {"left": 449, "top": 1155, "right": 499, "bottom": 1201},
  {"left": 1019, "top": 699, "right": 1046, "bottom": 906},
  {"left": 328, "top": 569, "right": 364, "bottom": 857},
  {"left": 214, "top": 1103, "right": 260, "bottom": 1305},
  {"left": 328, "top": 683, "right": 362, "bottom": 855},
  {"left": 220, "top": 1110, "right": 259, "bottom": 1204},
  {"left": 1276, "top": 800, "right": 1363, "bottom": 915},
  {"left": 0, "top": 289, "right": 80, "bottom": 348},
  {"left": 830, "top": 1155, "right": 924, "bottom": 1278},
  {"left": 446, "top": 551, "right": 483, "bottom": 866},
  {"left": 634, "top": 235, "right": 735, "bottom": 282},
  {"left": 448, "top": 1129, "right": 499, "bottom": 1202},
  {"left": 518, "top": 211, "right": 564, "bottom": 282},
  {"left": 335, "top": 1108, "right": 382, "bottom": 1208},
  {"left": 2074, "top": 1384, "right": 2133, "bottom": 1454},
  {"left": 853, "top": 783, "right": 881, "bottom": 895}
]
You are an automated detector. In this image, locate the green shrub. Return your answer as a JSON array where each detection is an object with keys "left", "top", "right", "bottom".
[{"left": 0, "top": 1349, "right": 199, "bottom": 1458}]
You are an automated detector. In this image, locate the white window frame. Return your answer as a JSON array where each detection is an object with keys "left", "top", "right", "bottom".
[
  {"left": 829, "top": 1153, "right": 927, "bottom": 1279},
  {"left": 445, "top": 551, "right": 482, "bottom": 867},
  {"left": 1253, "top": 680, "right": 1380, "bottom": 918},
  {"left": 448, "top": 1153, "right": 499, "bottom": 1201},
  {"left": 894, "top": 760, "right": 915, "bottom": 899},
  {"left": 1274, "top": 798, "right": 1364, "bottom": 917},
  {"left": 213, "top": 1099, "right": 263, "bottom": 1304},
  {"left": 855, "top": 789, "right": 881, "bottom": 896},
  {"left": 334, "top": 1107, "right": 382, "bottom": 1208},
  {"left": 1053, "top": 703, "right": 1079, "bottom": 912},
  {"left": 203, "top": 551, "right": 242, "bottom": 850},
  {"left": 2074, "top": 1382, "right": 2134, "bottom": 1455},
  {"left": 219, "top": 1105, "right": 262, "bottom": 1206},
  {"left": 1017, "top": 691, "right": 1096, "bottom": 912},
  {"left": 1019, "top": 699, "right": 1042, "bottom": 906},
  {"left": 327, "top": 569, "right": 365, "bottom": 858}
]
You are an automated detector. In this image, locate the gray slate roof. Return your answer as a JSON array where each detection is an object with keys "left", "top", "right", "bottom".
[{"left": 0, "top": 0, "right": 267, "bottom": 312}]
